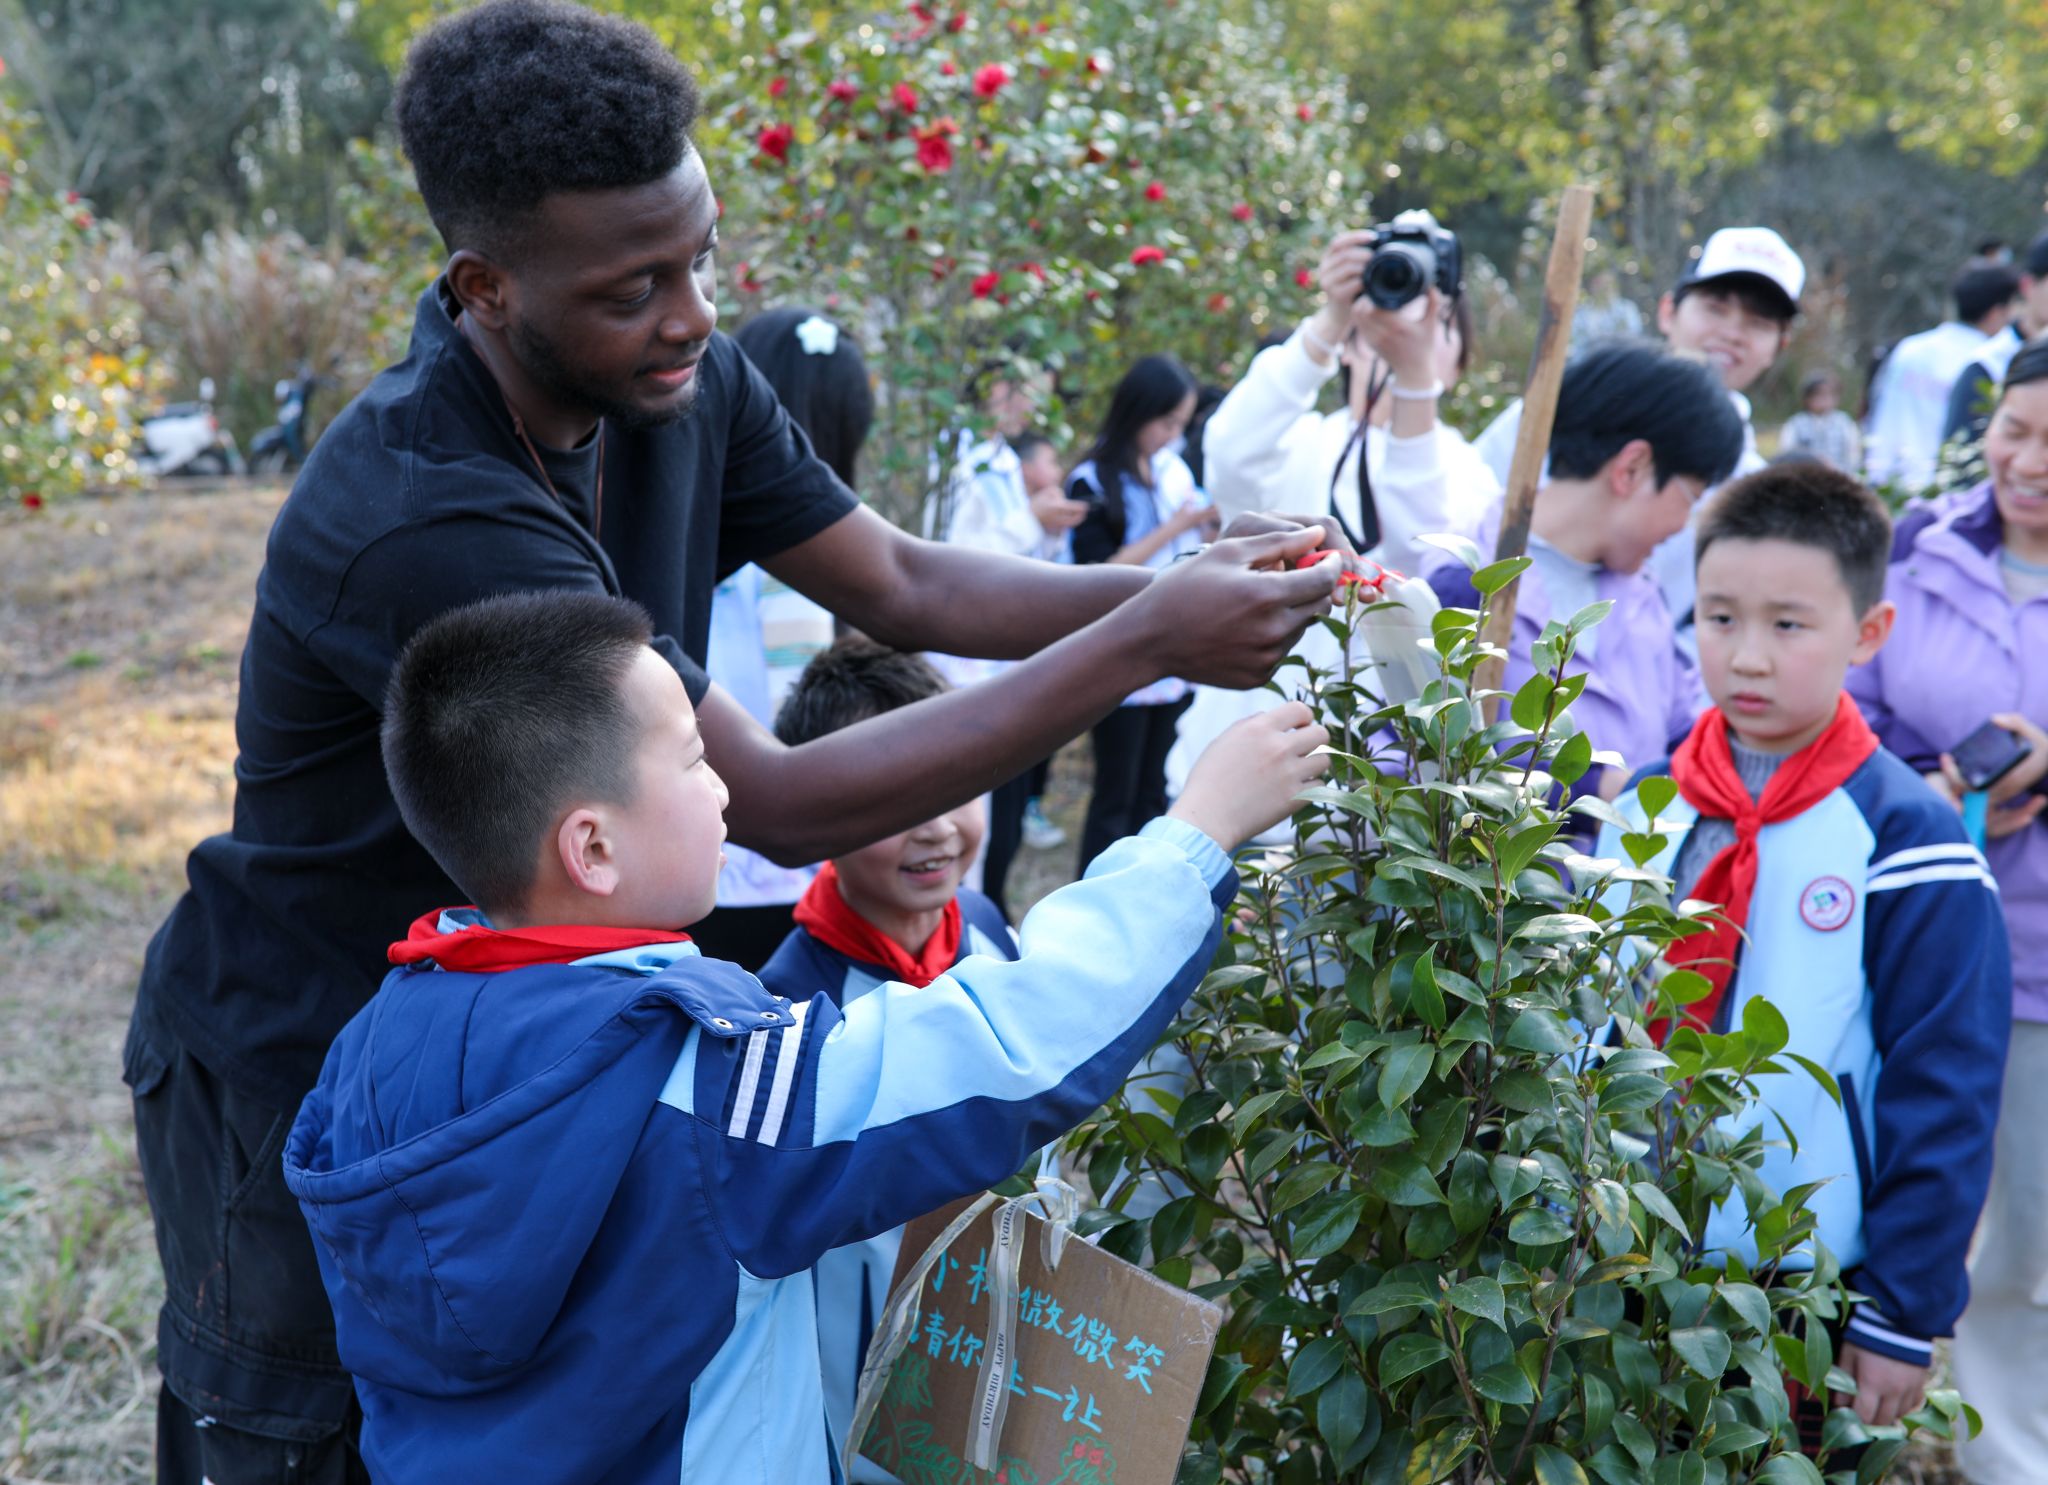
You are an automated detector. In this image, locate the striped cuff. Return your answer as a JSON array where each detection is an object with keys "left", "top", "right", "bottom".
[
  {"left": 1866, "top": 842, "right": 1998, "bottom": 895},
  {"left": 1140, "top": 815, "right": 1233, "bottom": 892},
  {"left": 1843, "top": 1304, "right": 1936, "bottom": 1367}
]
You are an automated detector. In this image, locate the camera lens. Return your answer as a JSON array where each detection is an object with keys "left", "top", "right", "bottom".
[{"left": 1362, "top": 243, "right": 1434, "bottom": 310}]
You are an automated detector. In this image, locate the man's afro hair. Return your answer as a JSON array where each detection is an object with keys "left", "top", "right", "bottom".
[{"left": 396, "top": 0, "right": 700, "bottom": 257}]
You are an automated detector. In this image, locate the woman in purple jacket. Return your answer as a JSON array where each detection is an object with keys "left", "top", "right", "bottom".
[{"left": 1847, "top": 340, "right": 2048, "bottom": 1484}]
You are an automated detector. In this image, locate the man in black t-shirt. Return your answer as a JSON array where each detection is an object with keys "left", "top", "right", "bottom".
[{"left": 127, "top": 4, "right": 1343, "bottom": 1481}]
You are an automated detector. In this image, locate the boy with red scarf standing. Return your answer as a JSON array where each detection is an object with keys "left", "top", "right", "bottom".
[
  {"left": 756, "top": 639, "right": 1019, "bottom": 1478},
  {"left": 1598, "top": 463, "right": 2010, "bottom": 1435}
]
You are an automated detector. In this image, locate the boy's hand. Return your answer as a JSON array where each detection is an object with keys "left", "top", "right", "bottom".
[
  {"left": 1831, "top": 1341, "right": 1929, "bottom": 1428},
  {"left": 1169, "top": 701, "right": 1331, "bottom": 851}
]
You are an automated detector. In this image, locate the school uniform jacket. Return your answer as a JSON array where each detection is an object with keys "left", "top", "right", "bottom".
[
  {"left": 1599, "top": 747, "right": 2010, "bottom": 1366},
  {"left": 758, "top": 889, "right": 1020, "bottom": 1482},
  {"left": 282, "top": 820, "right": 1233, "bottom": 1483}
]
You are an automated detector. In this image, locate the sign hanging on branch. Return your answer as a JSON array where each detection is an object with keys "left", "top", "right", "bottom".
[{"left": 859, "top": 1198, "right": 1222, "bottom": 1485}]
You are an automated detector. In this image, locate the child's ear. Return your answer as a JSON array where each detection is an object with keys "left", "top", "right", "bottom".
[
  {"left": 556, "top": 808, "right": 621, "bottom": 897},
  {"left": 1605, "top": 439, "right": 1655, "bottom": 499},
  {"left": 1850, "top": 598, "right": 1897, "bottom": 665},
  {"left": 1655, "top": 292, "right": 1678, "bottom": 337}
]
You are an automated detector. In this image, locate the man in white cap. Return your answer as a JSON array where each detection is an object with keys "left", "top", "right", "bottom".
[
  {"left": 1474, "top": 225, "right": 1805, "bottom": 638},
  {"left": 1865, "top": 262, "right": 2020, "bottom": 490}
]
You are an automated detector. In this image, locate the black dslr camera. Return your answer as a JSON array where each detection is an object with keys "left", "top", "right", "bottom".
[{"left": 1361, "top": 209, "right": 1463, "bottom": 310}]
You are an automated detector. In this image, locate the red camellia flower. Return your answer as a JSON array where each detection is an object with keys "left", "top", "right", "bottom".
[
  {"left": 894, "top": 81, "right": 919, "bottom": 112},
  {"left": 64, "top": 189, "right": 79, "bottom": 204},
  {"left": 940, "top": 60, "right": 958, "bottom": 76},
  {"left": 1297, "top": 102, "right": 1314, "bottom": 122},
  {"left": 1130, "top": 244, "right": 1166, "bottom": 266},
  {"left": 971, "top": 63, "right": 1009, "bottom": 98},
  {"left": 946, "top": 11, "right": 967, "bottom": 30},
  {"left": 1019, "top": 261, "right": 1046, "bottom": 280},
  {"left": 827, "top": 78, "right": 859, "bottom": 102},
  {"left": 1085, "top": 289, "right": 1101, "bottom": 301},
  {"left": 1084, "top": 54, "right": 1106, "bottom": 75},
  {"left": 915, "top": 118, "right": 959, "bottom": 173},
  {"left": 971, "top": 270, "right": 1002, "bottom": 299},
  {"left": 1207, "top": 292, "right": 1230, "bottom": 312},
  {"left": 22, "top": 492, "right": 43, "bottom": 510},
  {"left": 1230, "top": 202, "right": 1253, "bottom": 222},
  {"left": 1143, "top": 180, "right": 1166, "bottom": 202},
  {"left": 768, "top": 76, "right": 788, "bottom": 98},
  {"left": 1295, "top": 266, "right": 1315, "bottom": 288},
  {"left": 757, "top": 123, "right": 794, "bottom": 163}
]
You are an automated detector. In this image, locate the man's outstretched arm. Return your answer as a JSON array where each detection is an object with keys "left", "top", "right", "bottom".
[{"left": 718, "top": 522, "right": 1338, "bottom": 864}]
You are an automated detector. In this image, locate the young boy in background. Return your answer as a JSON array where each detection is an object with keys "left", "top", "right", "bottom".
[
  {"left": 756, "top": 640, "right": 1017, "bottom": 1476},
  {"left": 1599, "top": 463, "right": 2009, "bottom": 1436},
  {"left": 282, "top": 590, "right": 1328, "bottom": 1483}
]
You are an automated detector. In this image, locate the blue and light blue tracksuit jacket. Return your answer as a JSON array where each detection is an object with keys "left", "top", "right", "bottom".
[
  {"left": 281, "top": 819, "right": 1233, "bottom": 1483},
  {"left": 757, "top": 889, "right": 1018, "bottom": 1482},
  {"left": 1599, "top": 745, "right": 2010, "bottom": 1366}
]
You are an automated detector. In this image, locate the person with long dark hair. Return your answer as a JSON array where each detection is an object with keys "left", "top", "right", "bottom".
[
  {"left": 696, "top": 307, "right": 871, "bottom": 969},
  {"left": 1069, "top": 354, "right": 1215, "bottom": 868}
]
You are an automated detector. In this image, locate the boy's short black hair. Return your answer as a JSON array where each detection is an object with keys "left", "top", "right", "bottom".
[
  {"left": 396, "top": 0, "right": 700, "bottom": 259},
  {"left": 382, "top": 591, "right": 654, "bottom": 914},
  {"left": 1548, "top": 340, "right": 1745, "bottom": 490},
  {"left": 1954, "top": 264, "right": 2021, "bottom": 326},
  {"left": 774, "top": 639, "right": 948, "bottom": 747},
  {"left": 1694, "top": 463, "right": 1893, "bottom": 613},
  {"left": 2023, "top": 229, "right": 2048, "bottom": 281},
  {"left": 1010, "top": 430, "right": 1055, "bottom": 464}
]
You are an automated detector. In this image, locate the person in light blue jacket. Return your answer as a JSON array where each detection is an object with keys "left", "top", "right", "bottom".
[{"left": 283, "top": 589, "right": 1329, "bottom": 1483}]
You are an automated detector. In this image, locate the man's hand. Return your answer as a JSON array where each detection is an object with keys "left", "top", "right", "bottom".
[
  {"left": 1216, "top": 509, "right": 1359, "bottom": 564},
  {"left": 1170, "top": 701, "right": 1331, "bottom": 850},
  {"left": 1832, "top": 1341, "right": 1929, "bottom": 1428},
  {"left": 1029, "top": 484, "right": 1089, "bottom": 534},
  {"left": 1136, "top": 525, "right": 1342, "bottom": 688}
]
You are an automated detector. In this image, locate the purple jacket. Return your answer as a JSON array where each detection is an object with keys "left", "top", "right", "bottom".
[
  {"left": 1429, "top": 523, "right": 1700, "bottom": 788},
  {"left": 1847, "top": 483, "right": 2048, "bottom": 1021}
]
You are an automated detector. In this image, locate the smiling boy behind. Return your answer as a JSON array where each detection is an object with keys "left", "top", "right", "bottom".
[{"left": 1597, "top": 463, "right": 2009, "bottom": 1444}]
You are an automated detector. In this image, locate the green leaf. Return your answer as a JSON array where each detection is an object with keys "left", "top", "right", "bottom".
[
  {"left": 1230, "top": 1090, "right": 1289, "bottom": 1141},
  {"left": 1447, "top": 1276, "right": 1506, "bottom": 1328},
  {"left": 1150, "top": 1196, "right": 1201, "bottom": 1261},
  {"left": 1629, "top": 1181, "right": 1692, "bottom": 1242},
  {"left": 1184, "top": 1124, "right": 1232, "bottom": 1191},
  {"left": 1448, "top": 1151, "right": 1494, "bottom": 1232},
  {"left": 1291, "top": 1192, "right": 1367, "bottom": 1261},
  {"left": 1497, "top": 820, "right": 1564, "bottom": 881},
  {"left": 1755, "top": 1453, "right": 1825, "bottom": 1485},
  {"left": 1421, "top": 532, "right": 1483, "bottom": 571},
  {"left": 1613, "top": 1410, "right": 1656, "bottom": 1466},
  {"left": 1196, "top": 1353, "right": 1249, "bottom": 1417},
  {"left": 1472, "top": 555, "right": 1533, "bottom": 595},
  {"left": 1352, "top": 1101, "right": 1417, "bottom": 1147},
  {"left": 1407, "top": 953, "right": 1447, "bottom": 1029},
  {"left": 1272, "top": 1160, "right": 1345, "bottom": 1213},
  {"left": 1201, "top": 963, "right": 1268, "bottom": 995},
  {"left": 1491, "top": 1154, "right": 1543, "bottom": 1207},
  {"left": 1716, "top": 1281, "right": 1772, "bottom": 1336},
  {"left": 1742, "top": 996, "right": 1790, "bottom": 1056},
  {"left": 1669, "top": 1325, "right": 1732, "bottom": 1378},
  {"left": 1372, "top": 1152, "right": 1447, "bottom": 1207},
  {"left": 1379, "top": 1043, "right": 1434, "bottom": 1110},
  {"left": 1474, "top": 1363, "right": 1536, "bottom": 1404},
  {"left": 1349, "top": 1280, "right": 1434, "bottom": 1316},
  {"left": 1784, "top": 1054, "right": 1841, "bottom": 1105},
  {"left": 1509, "top": 1206, "right": 1572, "bottom": 1246},
  {"left": 1581, "top": 1254, "right": 1652, "bottom": 1286},
  {"left": 1515, "top": 912, "right": 1601, "bottom": 942},
  {"left": 1636, "top": 775, "right": 1678, "bottom": 820},
  {"left": 1701, "top": 1423, "right": 1771, "bottom": 1457},
  {"left": 1552, "top": 730, "right": 1595, "bottom": 786},
  {"left": 1511, "top": 673, "right": 1558, "bottom": 732},
  {"left": 1316, "top": 1369, "right": 1373, "bottom": 1464},
  {"left": 1492, "top": 1068, "right": 1554, "bottom": 1112},
  {"left": 1286, "top": 1335, "right": 1348, "bottom": 1398},
  {"left": 1378, "top": 1331, "right": 1451, "bottom": 1384},
  {"left": 1532, "top": 1444, "right": 1591, "bottom": 1485},
  {"left": 1506, "top": 1008, "right": 1576, "bottom": 1055}
]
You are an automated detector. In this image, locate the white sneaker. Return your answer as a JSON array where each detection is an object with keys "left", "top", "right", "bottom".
[{"left": 1021, "top": 798, "right": 1066, "bottom": 850}]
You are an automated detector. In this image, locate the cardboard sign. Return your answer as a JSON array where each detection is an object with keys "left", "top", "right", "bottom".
[{"left": 859, "top": 1199, "right": 1223, "bottom": 1485}]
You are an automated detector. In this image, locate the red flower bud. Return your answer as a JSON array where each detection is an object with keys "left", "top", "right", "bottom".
[
  {"left": 905, "top": 225, "right": 920, "bottom": 240},
  {"left": 827, "top": 78, "right": 859, "bottom": 102},
  {"left": 941, "top": 59, "right": 958, "bottom": 75},
  {"left": 64, "top": 189, "right": 79, "bottom": 204},
  {"left": 1143, "top": 180, "right": 1166, "bottom": 202},
  {"left": 1019, "top": 261, "right": 1045, "bottom": 280},
  {"left": 1297, "top": 102, "right": 1314, "bottom": 121},
  {"left": 1208, "top": 292, "right": 1230, "bottom": 312},
  {"left": 1085, "top": 54, "right": 1105, "bottom": 75},
  {"left": 22, "top": 492, "right": 43, "bottom": 510},
  {"left": 971, "top": 270, "right": 1002, "bottom": 298},
  {"left": 756, "top": 122, "right": 795, "bottom": 163},
  {"left": 768, "top": 76, "right": 788, "bottom": 98},
  {"left": 1296, "top": 266, "right": 1314, "bottom": 288},
  {"left": 1230, "top": 202, "right": 1253, "bottom": 222},
  {"left": 946, "top": 11, "right": 967, "bottom": 30},
  {"left": 1129, "top": 244, "right": 1166, "bottom": 266},
  {"left": 1085, "top": 289, "right": 1101, "bottom": 301},
  {"left": 971, "top": 63, "right": 1009, "bottom": 98},
  {"left": 894, "top": 81, "right": 920, "bottom": 112}
]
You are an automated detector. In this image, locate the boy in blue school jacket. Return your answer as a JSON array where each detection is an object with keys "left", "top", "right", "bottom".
[
  {"left": 1599, "top": 463, "right": 2010, "bottom": 1431},
  {"left": 281, "top": 591, "right": 1329, "bottom": 1484},
  {"left": 755, "top": 641, "right": 1020, "bottom": 1476}
]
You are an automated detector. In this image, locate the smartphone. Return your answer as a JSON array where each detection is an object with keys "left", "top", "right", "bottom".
[{"left": 1951, "top": 719, "right": 2033, "bottom": 793}]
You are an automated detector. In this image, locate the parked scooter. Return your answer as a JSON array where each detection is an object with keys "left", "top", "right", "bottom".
[
  {"left": 137, "top": 378, "right": 242, "bottom": 477},
  {"left": 248, "top": 365, "right": 321, "bottom": 476}
]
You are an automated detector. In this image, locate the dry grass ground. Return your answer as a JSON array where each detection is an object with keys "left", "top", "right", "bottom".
[{"left": 0, "top": 487, "right": 1967, "bottom": 1484}]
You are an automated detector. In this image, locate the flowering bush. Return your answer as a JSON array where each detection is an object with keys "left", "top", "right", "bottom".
[
  {"left": 700, "top": 0, "right": 1362, "bottom": 526},
  {"left": 0, "top": 59, "right": 155, "bottom": 505},
  {"left": 1069, "top": 570, "right": 1978, "bottom": 1483}
]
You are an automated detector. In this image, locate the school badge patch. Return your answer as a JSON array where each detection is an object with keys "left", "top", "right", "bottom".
[{"left": 1799, "top": 876, "right": 1855, "bottom": 932}]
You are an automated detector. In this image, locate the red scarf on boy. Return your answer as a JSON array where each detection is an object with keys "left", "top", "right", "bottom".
[
  {"left": 388, "top": 911, "right": 691, "bottom": 973},
  {"left": 1659, "top": 693, "right": 1877, "bottom": 1040},
  {"left": 793, "top": 862, "right": 962, "bottom": 988}
]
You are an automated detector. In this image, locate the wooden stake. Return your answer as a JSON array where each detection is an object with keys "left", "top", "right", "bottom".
[{"left": 1475, "top": 183, "right": 1597, "bottom": 718}]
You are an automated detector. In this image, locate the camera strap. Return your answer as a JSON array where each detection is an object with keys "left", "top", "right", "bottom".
[{"left": 1327, "top": 363, "right": 1390, "bottom": 554}]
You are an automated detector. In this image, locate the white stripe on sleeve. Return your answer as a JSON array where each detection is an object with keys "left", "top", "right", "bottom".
[
  {"left": 1867, "top": 863, "right": 2000, "bottom": 894},
  {"left": 1868, "top": 842, "right": 1988, "bottom": 876},
  {"left": 753, "top": 999, "right": 811, "bottom": 1147},
  {"left": 727, "top": 1028, "right": 772, "bottom": 1139}
]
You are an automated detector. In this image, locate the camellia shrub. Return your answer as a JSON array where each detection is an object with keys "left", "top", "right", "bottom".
[
  {"left": 1069, "top": 558, "right": 1977, "bottom": 1484},
  {"left": 0, "top": 58, "right": 154, "bottom": 505},
  {"left": 700, "top": 0, "right": 1360, "bottom": 527}
]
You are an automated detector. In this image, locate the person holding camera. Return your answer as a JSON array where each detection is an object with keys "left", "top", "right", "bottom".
[
  {"left": 1202, "top": 212, "right": 1500, "bottom": 576},
  {"left": 1847, "top": 339, "right": 2048, "bottom": 1484}
]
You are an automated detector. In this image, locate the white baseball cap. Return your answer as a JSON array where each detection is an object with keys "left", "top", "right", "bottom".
[{"left": 1676, "top": 227, "right": 1805, "bottom": 318}]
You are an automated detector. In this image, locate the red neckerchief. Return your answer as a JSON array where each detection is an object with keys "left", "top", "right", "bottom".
[
  {"left": 792, "top": 863, "right": 961, "bottom": 988},
  {"left": 1658, "top": 693, "right": 1877, "bottom": 1040},
  {"left": 388, "top": 910, "right": 692, "bottom": 973}
]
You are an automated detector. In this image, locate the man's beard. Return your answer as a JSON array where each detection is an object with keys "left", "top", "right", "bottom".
[{"left": 510, "top": 315, "right": 700, "bottom": 435}]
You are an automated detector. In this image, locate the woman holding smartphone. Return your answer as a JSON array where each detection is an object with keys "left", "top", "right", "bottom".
[{"left": 1848, "top": 340, "right": 2048, "bottom": 1484}]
